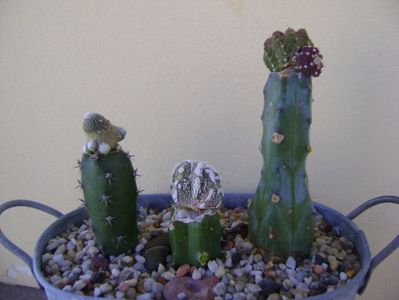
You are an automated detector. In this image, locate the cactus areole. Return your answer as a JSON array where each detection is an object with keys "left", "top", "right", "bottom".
[
  {"left": 80, "top": 113, "right": 138, "bottom": 256},
  {"left": 248, "top": 29, "right": 324, "bottom": 257}
]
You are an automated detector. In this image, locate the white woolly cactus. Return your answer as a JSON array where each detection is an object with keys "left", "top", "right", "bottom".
[
  {"left": 82, "top": 112, "right": 126, "bottom": 155},
  {"left": 171, "top": 160, "right": 223, "bottom": 211}
]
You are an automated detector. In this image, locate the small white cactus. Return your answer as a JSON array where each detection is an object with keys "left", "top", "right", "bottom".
[
  {"left": 83, "top": 112, "right": 126, "bottom": 155},
  {"left": 171, "top": 160, "right": 223, "bottom": 211}
]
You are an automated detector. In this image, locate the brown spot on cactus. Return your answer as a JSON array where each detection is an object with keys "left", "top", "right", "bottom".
[
  {"left": 271, "top": 193, "right": 280, "bottom": 204},
  {"left": 272, "top": 132, "right": 285, "bottom": 144}
]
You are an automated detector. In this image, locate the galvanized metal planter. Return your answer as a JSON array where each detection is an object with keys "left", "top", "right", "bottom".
[{"left": 1, "top": 193, "right": 398, "bottom": 300}]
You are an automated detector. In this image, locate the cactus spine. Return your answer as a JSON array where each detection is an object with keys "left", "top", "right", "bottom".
[
  {"left": 80, "top": 113, "right": 138, "bottom": 256},
  {"left": 249, "top": 29, "right": 323, "bottom": 257},
  {"left": 169, "top": 160, "right": 223, "bottom": 266}
]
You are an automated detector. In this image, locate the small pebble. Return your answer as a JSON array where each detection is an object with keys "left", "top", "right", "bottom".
[
  {"left": 135, "top": 255, "right": 146, "bottom": 264},
  {"left": 177, "top": 292, "right": 187, "bottom": 300},
  {"left": 137, "top": 292, "right": 153, "bottom": 300},
  {"left": 99, "top": 283, "right": 113, "bottom": 294},
  {"left": 112, "top": 268, "right": 121, "bottom": 277},
  {"left": 213, "top": 282, "right": 226, "bottom": 296},
  {"left": 286, "top": 256, "right": 296, "bottom": 269},
  {"left": 246, "top": 283, "right": 262, "bottom": 293},
  {"left": 176, "top": 264, "right": 190, "bottom": 277},
  {"left": 208, "top": 260, "right": 219, "bottom": 273},
  {"left": 72, "top": 280, "right": 86, "bottom": 291},
  {"left": 339, "top": 272, "right": 348, "bottom": 281},
  {"left": 192, "top": 269, "right": 202, "bottom": 280},
  {"left": 41, "top": 205, "right": 360, "bottom": 299}
]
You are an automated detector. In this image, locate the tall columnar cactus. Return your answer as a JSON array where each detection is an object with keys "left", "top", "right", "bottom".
[
  {"left": 249, "top": 29, "right": 324, "bottom": 257},
  {"left": 169, "top": 160, "right": 223, "bottom": 266},
  {"left": 79, "top": 113, "right": 138, "bottom": 256}
]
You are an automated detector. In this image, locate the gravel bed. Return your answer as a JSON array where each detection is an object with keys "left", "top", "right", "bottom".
[{"left": 41, "top": 206, "right": 361, "bottom": 299}]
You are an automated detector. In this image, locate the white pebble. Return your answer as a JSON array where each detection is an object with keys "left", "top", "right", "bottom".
[
  {"left": 49, "top": 274, "right": 62, "bottom": 285},
  {"left": 339, "top": 272, "right": 348, "bottom": 281},
  {"left": 86, "top": 240, "right": 96, "bottom": 247},
  {"left": 42, "top": 253, "right": 52, "bottom": 263},
  {"left": 192, "top": 269, "right": 202, "bottom": 280},
  {"left": 62, "top": 285, "right": 72, "bottom": 292},
  {"left": 177, "top": 292, "right": 186, "bottom": 300},
  {"left": 125, "top": 278, "right": 138, "bottom": 287},
  {"left": 286, "top": 256, "right": 297, "bottom": 269},
  {"left": 245, "top": 283, "right": 262, "bottom": 293},
  {"left": 137, "top": 293, "right": 153, "bottom": 300},
  {"left": 99, "top": 283, "right": 113, "bottom": 294},
  {"left": 161, "top": 271, "right": 175, "bottom": 281},
  {"left": 53, "top": 254, "right": 64, "bottom": 263},
  {"left": 72, "top": 280, "right": 86, "bottom": 290},
  {"left": 135, "top": 255, "right": 146, "bottom": 264},
  {"left": 162, "top": 211, "right": 172, "bottom": 221},
  {"left": 143, "top": 277, "right": 154, "bottom": 292},
  {"left": 123, "top": 256, "right": 134, "bottom": 264},
  {"left": 88, "top": 246, "right": 99, "bottom": 257},
  {"left": 94, "top": 287, "right": 102, "bottom": 297},
  {"left": 81, "top": 260, "right": 91, "bottom": 272},
  {"left": 152, "top": 282, "right": 164, "bottom": 293},
  {"left": 207, "top": 260, "right": 219, "bottom": 273},
  {"left": 213, "top": 282, "right": 226, "bottom": 296},
  {"left": 135, "top": 243, "right": 145, "bottom": 253},
  {"left": 215, "top": 265, "right": 226, "bottom": 278},
  {"left": 112, "top": 268, "right": 121, "bottom": 277},
  {"left": 46, "top": 241, "right": 59, "bottom": 251}
]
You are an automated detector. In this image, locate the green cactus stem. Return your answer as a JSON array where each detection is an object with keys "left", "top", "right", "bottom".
[
  {"left": 80, "top": 113, "right": 138, "bottom": 256},
  {"left": 169, "top": 160, "right": 223, "bottom": 266},
  {"left": 248, "top": 67, "right": 315, "bottom": 257},
  {"left": 169, "top": 210, "right": 222, "bottom": 266}
]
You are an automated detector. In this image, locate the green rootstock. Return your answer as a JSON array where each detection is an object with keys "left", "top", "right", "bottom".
[
  {"left": 169, "top": 211, "right": 221, "bottom": 267},
  {"left": 81, "top": 151, "right": 138, "bottom": 256},
  {"left": 248, "top": 69, "right": 314, "bottom": 257}
]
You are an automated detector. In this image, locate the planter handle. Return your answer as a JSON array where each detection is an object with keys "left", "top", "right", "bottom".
[
  {"left": 0, "top": 199, "right": 64, "bottom": 275},
  {"left": 346, "top": 195, "right": 399, "bottom": 294}
]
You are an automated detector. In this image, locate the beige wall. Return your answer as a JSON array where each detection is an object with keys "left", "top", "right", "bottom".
[{"left": 1, "top": 1, "right": 398, "bottom": 298}]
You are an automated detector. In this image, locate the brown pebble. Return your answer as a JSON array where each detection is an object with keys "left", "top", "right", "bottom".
[
  {"left": 346, "top": 268, "right": 357, "bottom": 278},
  {"left": 313, "top": 264, "right": 324, "bottom": 275},
  {"left": 176, "top": 264, "right": 190, "bottom": 277},
  {"left": 264, "top": 261, "right": 274, "bottom": 271},
  {"left": 225, "top": 240, "right": 234, "bottom": 250},
  {"left": 163, "top": 276, "right": 219, "bottom": 300}
]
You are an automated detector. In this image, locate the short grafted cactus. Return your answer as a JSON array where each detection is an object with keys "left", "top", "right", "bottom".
[
  {"left": 249, "top": 29, "right": 323, "bottom": 257},
  {"left": 169, "top": 160, "right": 223, "bottom": 266},
  {"left": 80, "top": 113, "right": 138, "bottom": 256}
]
